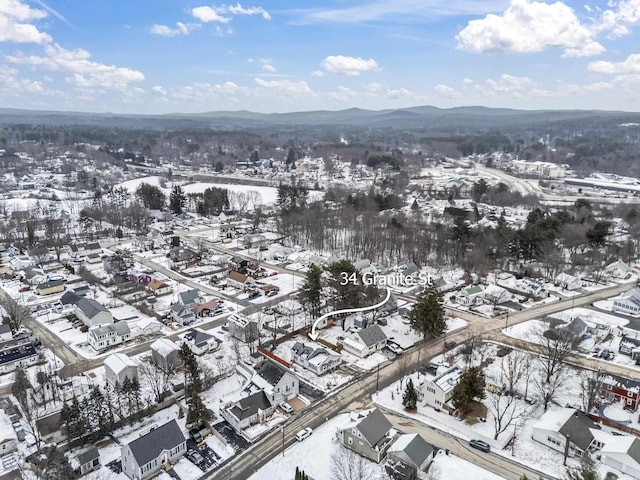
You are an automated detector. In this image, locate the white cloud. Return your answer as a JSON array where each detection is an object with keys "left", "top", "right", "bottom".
[
  {"left": 310, "top": 70, "right": 325, "bottom": 77},
  {"left": 152, "top": 85, "right": 167, "bottom": 95},
  {"left": 150, "top": 22, "right": 198, "bottom": 36},
  {"left": 0, "top": 66, "right": 46, "bottom": 94},
  {"left": 257, "top": 58, "right": 275, "bottom": 72},
  {"left": 0, "top": 0, "right": 51, "bottom": 43},
  {"left": 254, "top": 77, "right": 312, "bottom": 95},
  {"left": 191, "top": 3, "right": 271, "bottom": 23},
  {"left": 485, "top": 74, "right": 533, "bottom": 92},
  {"left": 191, "top": 6, "right": 231, "bottom": 23},
  {"left": 456, "top": 0, "right": 604, "bottom": 57},
  {"left": 434, "top": 84, "right": 460, "bottom": 98},
  {"left": 7, "top": 43, "right": 144, "bottom": 90},
  {"left": 321, "top": 55, "right": 380, "bottom": 76},
  {"left": 588, "top": 54, "right": 640, "bottom": 74}
]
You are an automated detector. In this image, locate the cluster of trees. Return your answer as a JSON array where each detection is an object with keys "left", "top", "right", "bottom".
[{"left": 179, "top": 344, "right": 211, "bottom": 426}]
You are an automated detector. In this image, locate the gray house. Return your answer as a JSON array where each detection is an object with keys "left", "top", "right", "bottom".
[
  {"left": 253, "top": 360, "right": 299, "bottom": 404},
  {"left": 75, "top": 298, "right": 113, "bottom": 327},
  {"left": 150, "top": 338, "right": 182, "bottom": 371},
  {"left": 75, "top": 447, "right": 100, "bottom": 476},
  {"left": 228, "top": 312, "right": 259, "bottom": 343},
  {"left": 291, "top": 342, "right": 342, "bottom": 375},
  {"left": 222, "top": 391, "right": 275, "bottom": 432},
  {"left": 385, "top": 433, "right": 436, "bottom": 480},
  {"left": 104, "top": 353, "right": 138, "bottom": 388},
  {"left": 340, "top": 408, "right": 397, "bottom": 463},
  {"left": 342, "top": 325, "right": 388, "bottom": 358},
  {"left": 121, "top": 419, "right": 187, "bottom": 480}
]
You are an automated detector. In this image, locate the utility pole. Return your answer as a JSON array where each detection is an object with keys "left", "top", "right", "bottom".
[
  {"left": 376, "top": 362, "right": 380, "bottom": 392},
  {"left": 505, "top": 311, "right": 509, "bottom": 329},
  {"left": 281, "top": 425, "right": 285, "bottom": 457}
]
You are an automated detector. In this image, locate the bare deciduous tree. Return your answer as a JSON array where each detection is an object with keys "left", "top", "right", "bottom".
[
  {"left": 396, "top": 353, "right": 411, "bottom": 388},
  {"left": 537, "top": 322, "right": 576, "bottom": 383},
  {"left": 330, "top": 446, "right": 384, "bottom": 480},
  {"left": 138, "top": 357, "right": 175, "bottom": 403},
  {"left": 3, "top": 296, "right": 31, "bottom": 333},
  {"left": 580, "top": 368, "right": 605, "bottom": 414},
  {"left": 534, "top": 365, "right": 568, "bottom": 411},
  {"left": 502, "top": 350, "right": 528, "bottom": 394}
]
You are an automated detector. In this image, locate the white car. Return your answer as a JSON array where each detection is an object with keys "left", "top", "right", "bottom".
[
  {"left": 295, "top": 427, "right": 313, "bottom": 441},
  {"left": 388, "top": 343, "right": 403, "bottom": 354}
]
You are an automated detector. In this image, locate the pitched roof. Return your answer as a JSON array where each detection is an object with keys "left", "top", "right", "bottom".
[
  {"left": 557, "top": 409, "right": 600, "bottom": 451},
  {"left": 0, "top": 324, "right": 10, "bottom": 335},
  {"left": 356, "top": 408, "right": 393, "bottom": 448},
  {"left": 36, "top": 279, "right": 65, "bottom": 289},
  {"left": 76, "top": 446, "right": 99, "bottom": 465},
  {"left": 179, "top": 289, "right": 200, "bottom": 303},
  {"left": 256, "top": 360, "right": 288, "bottom": 386},
  {"left": 357, "top": 325, "right": 387, "bottom": 347},
  {"left": 127, "top": 420, "right": 186, "bottom": 467},
  {"left": 228, "top": 271, "right": 249, "bottom": 283},
  {"left": 229, "top": 391, "right": 272, "bottom": 420},
  {"left": 388, "top": 433, "right": 435, "bottom": 468},
  {"left": 104, "top": 353, "right": 136, "bottom": 375},
  {"left": 76, "top": 298, "right": 109, "bottom": 319},
  {"left": 148, "top": 279, "right": 169, "bottom": 290},
  {"left": 183, "top": 328, "right": 214, "bottom": 348}
]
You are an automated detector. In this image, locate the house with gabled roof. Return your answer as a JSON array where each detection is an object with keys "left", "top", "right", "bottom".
[
  {"left": 75, "top": 298, "right": 112, "bottom": 327},
  {"left": 339, "top": 408, "right": 398, "bottom": 463},
  {"left": 121, "top": 419, "right": 187, "bottom": 480},
  {"left": 222, "top": 391, "right": 275, "bottom": 432},
  {"left": 227, "top": 271, "right": 254, "bottom": 290},
  {"left": 228, "top": 312, "right": 258, "bottom": 343},
  {"left": 606, "top": 259, "right": 632, "bottom": 279},
  {"left": 291, "top": 342, "right": 342, "bottom": 375},
  {"left": 74, "top": 447, "right": 100, "bottom": 476},
  {"left": 35, "top": 279, "right": 65, "bottom": 296},
  {"left": 483, "top": 284, "right": 511, "bottom": 305},
  {"left": 613, "top": 288, "right": 640, "bottom": 315},
  {"left": 601, "top": 436, "right": 640, "bottom": 478},
  {"left": 618, "top": 335, "right": 640, "bottom": 359},
  {"left": 423, "top": 366, "right": 462, "bottom": 412},
  {"left": 385, "top": 433, "right": 436, "bottom": 480},
  {"left": 532, "top": 407, "right": 600, "bottom": 457},
  {"left": 342, "top": 325, "right": 388, "bottom": 358},
  {"left": 252, "top": 359, "right": 299, "bottom": 404},
  {"left": 180, "top": 328, "right": 220, "bottom": 356},
  {"left": 601, "top": 373, "right": 640, "bottom": 410},
  {"left": 555, "top": 272, "right": 582, "bottom": 291},
  {"left": 104, "top": 353, "right": 137, "bottom": 388},
  {"left": 88, "top": 322, "right": 131, "bottom": 351},
  {"left": 0, "top": 343, "right": 39, "bottom": 374},
  {"left": 146, "top": 279, "right": 171, "bottom": 296},
  {"left": 178, "top": 289, "right": 202, "bottom": 306},
  {"left": 150, "top": 338, "right": 182, "bottom": 372},
  {"left": 457, "top": 285, "right": 484, "bottom": 306},
  {"left": 169, "top": 303, "right": 195, "bottom": 326}
]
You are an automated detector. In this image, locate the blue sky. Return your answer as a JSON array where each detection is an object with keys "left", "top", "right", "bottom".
[{"left": 2, "top": 0, "right": 640, "bottom": 114}]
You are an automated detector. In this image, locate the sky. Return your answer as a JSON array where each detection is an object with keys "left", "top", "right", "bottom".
[{"left": 3, "top": 0, "right": 640, "bottom": 114}]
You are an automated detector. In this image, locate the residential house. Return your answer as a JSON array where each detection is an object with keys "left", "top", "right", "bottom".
[
  {"left": 423, "top": 366, "right": 463, "bottom": 412},
  {"left": 613, "top": 288, "right": 640, "bottom": 315},
  {"left": 75, "top": 298, "right": 113, "bottom": 328},
  {"left": 457, "top": 285, "right": 484, "bottom": 306},
  {"left": 169, "top": 304, "right": 195, "bottom": 326},
  {"left": 561, "top": 317, "right": 588, "bottom": 338},
  {"left": 342, "top": 325, "right": 388, "bottom": 358},
  {"left": 555, "top": 273, "right": 582, "bottom": 291},
  {"left": 180, "top": 328, "right": 220, "bottom": 356},
  {"left": 385, "top": 433, "right": 436, "bottom": 480},
  {"left": 146, "top": 279, "right": 172, "bottom": 296},
  {"left": 227, "top": 271, "right": 254, "bottom": 290},
  {"left": 75, "top": 447, "right": 100, "bottom": 476},
  {"left": 228, "top": 313, "right": 259, "bottom": 343},
  {"left": 104, "top": 353, "right": 138, "bottom": 388},
  {"left": 483, "top": 284, "right": 511, "bottom": 305},
  {"left": 0, "top": 433, "right": 17, "bottom": 456},
  {"left": 121, "top": 419, "right": 187, "bottom": 480},
  {"left": 0, "top": 343, "right": 39, "bottom": 374},
  {"left": 55, "top": 291, "right": 82, "bottom": 313},
  {"left": 243, "top": 233, "right": 269, "bottom": 249},
  {"left": 340, "top": 408, "right": 397, "bottom": 463},
  {"left": 619, "top": 335, "right": 640, "bottom": 359},
  {"left": 601, "top": 436, "right": 640, "bottom": 479},
  {"left": 195, "top": 300, "right": 224, "bottom": 317},
  {"left": 0, "top": 324, "right": 12, "bottom": 342},
  {"left": 601, "top": 374, "right": 640, "bottom": 410},
  {"left": 88, "top": 322, "right": 131, "bottom": 351},
  {"left": 228, "top": 256, "right": 249, "bottom": 272},
  {"left": 222, "top": 391, "right": 275, "bottom": 432},
  {"left": 9, "top": 255, "right": 35, "bottom": 271},
  {"left": 290, "top": 342, "right": 342, "bottom": 375},
  {"left": 178, "top": 289, "right": 202, "bottom": 306},
  {"left": 532, "top": 407, "right": 600, "bottom": 457},
  {"left": 252, "top": 359, "right": 299, "bottom": 405},
  {"left": 606, "top": 260, "right": 632, "bottom": 279},
  {"left": 150, "top": 338, "right": 182, "bottom": 371}
]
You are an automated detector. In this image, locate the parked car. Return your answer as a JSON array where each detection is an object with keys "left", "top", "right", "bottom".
[
  {"left": 186, "top": 450, "right": 205, "bottom": 465},
  {"left": 279, "top": 402, "right": 294, "bottom": 414},
  {"left": 189, "top": 428, "right": 203, "bottom": 443},
  {"left": 387, "top": 342, "right": 403, "bottom": 355},
  {"left": 444, "top": 340, "right": 457, "bottom": 350},
  {"left": 295, "top": 427, "right": 313, "bottom": 442},
  {"left": 469, "top": 439, "right": 491, "bottom": 453}
]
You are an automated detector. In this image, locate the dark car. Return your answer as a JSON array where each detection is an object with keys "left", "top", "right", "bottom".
[
  {"left": 444, "top": 340, "right": 457, "bottom": 350},
  {"left": 469, "top": 439, "right": 491, "bottom": 453},
  {"left": 186, "top": 450, "right": 205, "bottom": 465}
]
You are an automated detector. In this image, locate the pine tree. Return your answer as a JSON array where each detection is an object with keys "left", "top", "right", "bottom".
[
  {"left": 402, "top": 378, "right": 418, "bottom": 410},
  {"left": 300, "top": 263, "right": 323, "bottom": 320},
  {"left": 451, "top": 367, "right": 486, "bottom": 413},
  {"left": 169, "top": 184, "right": 186, "bottom": 214},
  {"left": 409, "top": 282, "right": 446, "bottom": 340}
]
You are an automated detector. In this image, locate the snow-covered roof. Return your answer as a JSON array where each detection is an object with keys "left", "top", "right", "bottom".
[
  {"left": 532, "top": 407, "right": 575, "bottom": 432},
  {"left": 104, "top": 352, "right": 136, "bottom": 375},
  {"left": 150, "top": 338, "right": 179, "bottom": 356}
]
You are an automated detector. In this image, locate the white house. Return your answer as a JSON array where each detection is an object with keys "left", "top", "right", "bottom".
[
  {"left": 483, "top": 284, "right": 511, "bottom": 305},
  {"left": 290, "top": 342, "right": 342, "bottom": 375},
  {"left": 531, "top": 407, "right": 600, "bottom": 457},
  {"left": 222, "top": 391, "right": 275, "bottom": 432},
  {"left": 104, "top": 353, "right": 138, "bottom": 388},
  {"left": 88, "top": 322, "right": 131, "bottom": 351},
  {"left": 606, "top": 260, "right": 633, "bottom": 279},
  {"left": 75, "top": 298, "right": 113, "bottom": 328},
  {"left": 169, "top": 304, "right": 195, "bottom": 326},
  {"left": 601, "top": 436, "right": 640, "bottom": 478},
  {"left": 613, "top": 288, "right": 640, "bottom": 315},
  {"left": 252, "top": 359, "right": 299, "bottom": 405},
  {"left": 0, "top": 344, "right": 39, "bottom": 374},
  {"left": 121, "top": 420, "right": 187, "bottom": 480},
  {"left": 227, "top": 312, "right": 258, "bottom": 343},
  {"left": 150, "top": 338, "right": 182, "bottom": 372},
  {"left": 457, "top": 285, "right": 484, "bottom": 306},
  {"left": 423, "top": 366, "right": 462, "bottom": 412},
  {"left": 227, "top": 271, "right": 254, "bottom": 290},
  {"left": 385, "top": 433, "right": 436, "bottom": 479},
  {"left": 180, "top": 328, "right": 220, "bottom": 356},
  {"left": 342, "top": 325, "right": 388, "bottom": 358},
  {"left": 555, "top": 272, "right": 582, "bottom": 291}
]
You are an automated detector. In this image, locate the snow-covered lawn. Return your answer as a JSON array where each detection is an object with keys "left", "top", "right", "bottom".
[{"left": 429, "top": 450, "right": 505, "bottom": 480}]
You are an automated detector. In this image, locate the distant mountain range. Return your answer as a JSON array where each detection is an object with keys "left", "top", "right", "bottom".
[{"left": 1, "top": 105, "right": 639, "bottom": 131}]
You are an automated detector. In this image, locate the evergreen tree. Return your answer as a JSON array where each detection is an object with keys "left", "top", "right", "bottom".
[
  {"left": 300, "top": 263, "right": 323, "bottom": 320},
  {"left": 402, "top": 378, "right": 418, "bottom": 410},
  {"left": 11, "top": 368, "right": 30, "bottom": 408},
  {"left": 409, "top": 283, "right": 446, "bottom": 340},
  {"left": 451, "top": 366, "right": 486, "bottom": 413},
  {"left": 169, "top": 184, "right": 186, "bottom": 214},
  {"left": 179, "top": 344, "right": 209, "bottom": 426},
  {"left": 43, "top": 445, "right": 77, "bottom": 480}
]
